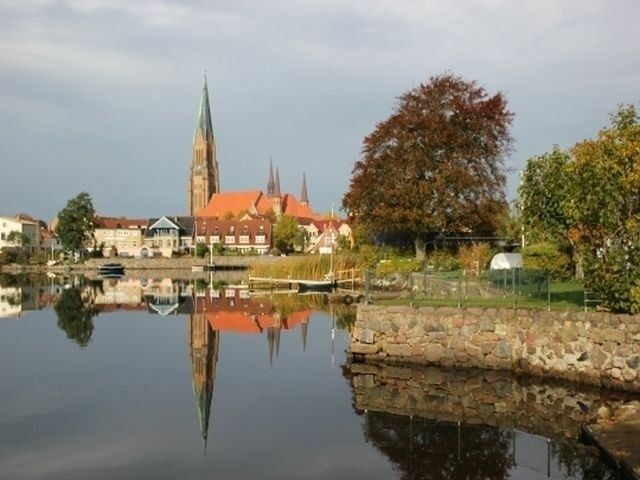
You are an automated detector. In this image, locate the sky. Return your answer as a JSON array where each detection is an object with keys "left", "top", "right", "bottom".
[{"left": 1, "top": 0, "right": 639, "bottom": 222}]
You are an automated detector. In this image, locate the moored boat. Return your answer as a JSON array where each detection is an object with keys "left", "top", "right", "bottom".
[
  {"left": 97, "top": 263, "right": 125, "bottom": 276},
  {"left": 297, "top": 279, "right": 335, "bottom": 293}
]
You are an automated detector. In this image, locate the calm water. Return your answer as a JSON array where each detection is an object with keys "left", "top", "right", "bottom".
[{"left": 0, "top": 277, "right": 623, "bottom": 479}]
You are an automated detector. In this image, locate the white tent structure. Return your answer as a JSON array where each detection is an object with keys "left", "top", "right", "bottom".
[{"left": 490, "top": 253, "right": 522, "bottom": 270}]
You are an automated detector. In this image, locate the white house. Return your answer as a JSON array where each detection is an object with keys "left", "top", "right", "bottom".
[{"left": 0, "top": 216, "right": 40, "bottom": 253}]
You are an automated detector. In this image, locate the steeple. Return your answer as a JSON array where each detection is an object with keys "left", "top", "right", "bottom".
[
  {"left": 275, "top": 167, "right": 281, "bottom": 197},
  {"left": 300, "top": 172, "right": 309, "bottom": 206},
  {"left": 267, "top": 158, "right": 276, "bottom": 197},
  {"left": 195, "top": 73, "right": 214, "bottom": 142},
  {"left": 188, "top": 73, "right": 220, "bottom": 215}
]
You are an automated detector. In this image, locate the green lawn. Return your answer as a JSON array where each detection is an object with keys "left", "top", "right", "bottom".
[{"left": 371, "top": 279, "right": 587, "bottom": 311}]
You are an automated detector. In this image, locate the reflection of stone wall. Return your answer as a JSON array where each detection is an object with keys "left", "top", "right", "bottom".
[
  {"left": 350, "top": 306, "right": 640, "bottom": 392},
  {"left": 346, "top": 361, "right": 637, "bottom": 441}
]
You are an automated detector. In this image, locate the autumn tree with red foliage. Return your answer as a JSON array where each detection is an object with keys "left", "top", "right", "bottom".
[{"left": 343, "top": 73, "right": 513, "bottom": 258}]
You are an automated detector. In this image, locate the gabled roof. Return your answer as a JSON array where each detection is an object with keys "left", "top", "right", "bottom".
[
  {"left": 95, "top": 216, "right": 147, "bottom": 230},
  {"left": 146, "top": 216, "right": 195, "bottom": 237},
  {"left": 281, "top": 194, "right": 323, "bottom": 220},
  {"left": 197, "top": 190, "right": 269, "bottom": 218}
]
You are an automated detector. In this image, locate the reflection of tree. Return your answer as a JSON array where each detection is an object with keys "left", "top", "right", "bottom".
[
  {"left": 551, "top": 441, "right": 618, "bottom": 480},
  {"left": 335, "top": 309, "right": 356, "bottom": 330},
  {"left": 364, "top": 411, "right": 513, "bottom": 479},
  {"left": 54, "top": 288, "right": 98, "bottom": 347}
]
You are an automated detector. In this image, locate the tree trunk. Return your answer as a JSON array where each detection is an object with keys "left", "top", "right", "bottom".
[
  {"left": 573, "top": 249, "right": 584, "bottom": 280},
  {"left": 414, "top": 237, "right": 426, "bottom": 260}
]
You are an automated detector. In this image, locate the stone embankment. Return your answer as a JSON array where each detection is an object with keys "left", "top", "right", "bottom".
[{"left": 350, "top": 305, "right": 640, "bottom": 392}]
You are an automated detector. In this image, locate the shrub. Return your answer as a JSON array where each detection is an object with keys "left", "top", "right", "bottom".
[
  {"left": 426, "top": 250, "right": 459, "bottom": 271},
  {"left": 457, "top": 243, "right": 492, "bottom": 276},
  {"left": 522, "top": 242, "right": 570, "bottom": 279}
]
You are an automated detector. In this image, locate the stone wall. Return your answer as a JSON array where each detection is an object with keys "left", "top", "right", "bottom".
[
  {"left": 350, "top": 305, "right": 640, "bottom": 392},
  {"left": 346, "top": 361, "right": 638, "bottom": 441}
]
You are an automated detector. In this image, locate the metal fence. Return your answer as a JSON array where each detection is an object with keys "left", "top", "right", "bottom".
[{"left": 360, "top": 268, "right": 593, "bottom": 311}]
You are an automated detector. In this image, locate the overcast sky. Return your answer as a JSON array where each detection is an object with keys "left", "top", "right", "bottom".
[{"left": 1, "top": 0, "right": 638, "bottom": 221}]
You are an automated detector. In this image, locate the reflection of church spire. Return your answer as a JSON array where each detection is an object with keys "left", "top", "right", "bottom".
[
  {"left": 267, "top": 312, "right": 283, "bottom": 367},
  {"left": 188, "top": 312, "right": 219, "bottom": 456},
  {"left": 301, "top": 316, "right": 309, "bottom": 352}
]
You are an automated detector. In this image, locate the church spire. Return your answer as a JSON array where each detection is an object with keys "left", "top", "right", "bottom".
[
  {"left": 300, "top": 172, "right": 309, "bottom": 206},
  {"left": 195, "top": 73, "right": 214, "bottom": 142},
  {"left": 267, "top": 158, "right": 276, "bottom": 197},
  {"left": 275, "top": 167, "right": 281, "bottom": 197}
]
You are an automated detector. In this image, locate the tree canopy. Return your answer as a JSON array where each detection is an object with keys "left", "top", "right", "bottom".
[
  {"left": 55, "top": 192, "right": 96, "bottom": 255},
  {"left": 274, "top": 215, "right": 300, "bottom": 254},
  {"left": 520, "top": 104, "right": 640, "bottom": 312},
  {"left": 342, "top": 73, "right": 513, "bottom": 258}
]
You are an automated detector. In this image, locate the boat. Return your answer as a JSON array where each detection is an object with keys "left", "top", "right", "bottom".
[
  {"left": 297, "top": 279, "right": 335, "bottom": 293},
  {"left": 97, "top": 263, "right": 125, "bottom": 276}
]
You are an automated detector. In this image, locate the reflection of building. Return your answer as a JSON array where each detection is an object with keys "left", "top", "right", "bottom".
[
  {"left": 188, "top": 311, "right": 220, "bottom": 454},
  {"left": 0, "top": 285, "right": 41, "bottom": 318},
  {"left": 0, "top": 286, "right": 22, "bottom": 318}
]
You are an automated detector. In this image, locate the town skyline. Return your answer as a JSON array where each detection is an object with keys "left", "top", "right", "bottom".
[{"left": 2, "top": 1, "right": 639, "bottom": 221}]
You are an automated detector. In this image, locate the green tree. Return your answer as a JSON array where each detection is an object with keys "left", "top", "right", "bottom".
[
  {"left": 195, "top": 241, "right": 208, "bottom": 258},
  {"left": 343, "top": 73, "right": 513, "bottom": 259},
  {"left": 274, "top": 215, "right": 300, "bottom": 254},
  {"left": 569, "top": 105, "right": 640, "bottom": 312},
  {"left": 519, "top": 147, "right": 582, "bottom": 276},
  {"left": 54, "top": 288, "right": 98, "bottom": 347},
  {"left": 55, "top": 192, "right": 96, "bottom": 257},
  {"left": 6, "top": 230, "right": 30, "bottom": 248}
]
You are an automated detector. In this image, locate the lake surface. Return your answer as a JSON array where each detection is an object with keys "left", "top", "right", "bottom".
[{"left": 0, "top": 276, "right": 624, "bottom": 479}]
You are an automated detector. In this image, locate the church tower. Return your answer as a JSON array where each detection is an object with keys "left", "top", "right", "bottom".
[{"left": 188, "top": 75, "right": 220, "bottom": 216}]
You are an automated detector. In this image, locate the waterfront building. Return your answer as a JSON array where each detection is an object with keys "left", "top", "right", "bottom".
[
  {"left": 194, "top": 217, "right": 272, "bottom": 254},
  {"left": 0, "top": 215, "right": 40, "bottom": 253},
  {"left": 94, "top": 216, "right": 147, "bottom": 257},
  {"left": 188, "top": 75, "right": 220, "bottom": 216},
  {"left": 144, "top": 216, "right": 196, "bottom": 257}
]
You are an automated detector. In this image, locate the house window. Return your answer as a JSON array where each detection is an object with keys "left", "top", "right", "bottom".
[
  {"left": 225, "top": 235, "right": 235, "bottom": 244},
  {"left": 0, "top": 233, "right": 4, "bottom": 241},
  {"left": 256, "top": 235, "right": 266, "bottom": 244},
  {"left": 211, "top": 235, "right": 220, "bottom": 244},
  {"left": 239, "top": 235, "right": 250, "bottom": 244}
]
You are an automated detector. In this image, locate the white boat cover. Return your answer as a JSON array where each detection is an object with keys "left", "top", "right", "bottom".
[{"left": 490, "top": 253, "right": 522, "bottom": 270}]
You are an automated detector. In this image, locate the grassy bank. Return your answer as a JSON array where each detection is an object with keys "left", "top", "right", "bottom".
[{"left": 249, "top": 254, "right": 360, "bottom": 280}]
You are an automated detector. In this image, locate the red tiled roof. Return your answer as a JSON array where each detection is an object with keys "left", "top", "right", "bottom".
[
  {"left": 95, "top": 216, "right": 147, "bottom": 229},
  {"left": 197, "top": 191, "right": 266, "bottom": 218},
  {"left": 281, "top": 194, "right": 323, "bottom": 220}
]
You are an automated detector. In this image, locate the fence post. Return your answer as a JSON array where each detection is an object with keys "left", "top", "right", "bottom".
[
  {"left": 546, "top": 270, "right": 551, "bottom": 311},
  {"left": 409, "top": 273, "right": 414, "bottom": 307},
  {"left": 364, "top": 269, "right": 371, "bottom": 305},
  {"left": 457, "top": 270, "right": 462, "bottom": 308},
  {"left": 512, "top": 268, "right": 516, "bottom": 309}
]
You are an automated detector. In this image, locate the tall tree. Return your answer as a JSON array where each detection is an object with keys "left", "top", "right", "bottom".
[
  {"left": 55, "top": 192, "right": 96, "bottom": 256},
  {"left": 519, "top": 147, "right": 582, "bottom": 277},
  {"left": 343, "top": 73, "right": 513, "bottom": 258},
  {"left": 568, "top": 105, "right": 640, "bottom": 312}
]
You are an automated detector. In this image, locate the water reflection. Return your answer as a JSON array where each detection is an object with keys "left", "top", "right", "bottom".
[
  {"left": 345, "top": 361, "right": 629, "bottom": 479},
  {"left": 0, "top": 274, "right": 626, "bottom": 478}
]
